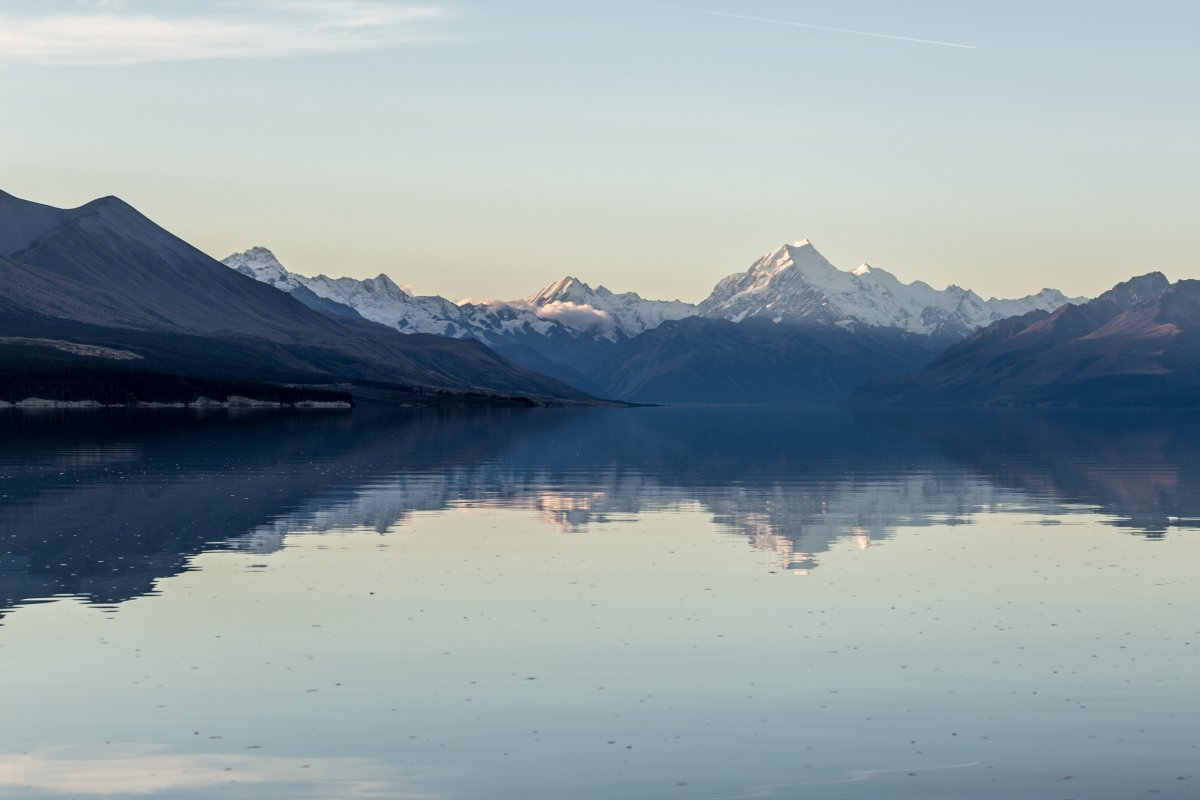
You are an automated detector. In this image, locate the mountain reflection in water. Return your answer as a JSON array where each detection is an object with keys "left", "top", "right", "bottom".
[{"left": 1, "top": 407, "right": 1196, "bottom": 613}]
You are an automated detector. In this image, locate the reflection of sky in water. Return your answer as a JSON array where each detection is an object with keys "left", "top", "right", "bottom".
[
  {"left": 0, "top": 409, "right": 1198, "bottom": 798},
  {"left": 2, "top": 509, "right": 1197, "bottom": 800},
  {"left": 0, "top": 746, "right": 442, "bottom": 799}
]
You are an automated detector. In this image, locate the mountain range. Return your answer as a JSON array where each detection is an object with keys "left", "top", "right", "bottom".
[
  {"left": 226, "top": 240, "right": 1077, "bottom": 342},
  {"left": 0, "top": 190, "right": 590, "bottom": 406},
  {"left": 2, "top": 186, "right": 1194, "bottom": 408},
  {"left": 223, "top": 241, "right": 1079, "bottom": 403}
]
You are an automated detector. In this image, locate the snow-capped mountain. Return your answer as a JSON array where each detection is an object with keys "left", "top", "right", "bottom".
[
  {"left": 222, "top": 247, "right": 693, "bottom": 343},
  {"left": 224, "top": 246, "right": 563, "bottom": 340},
  {"left": 222, "top": 245, "right": 303, "bottom": 291},
  {"left": 226, "top": 241, "right": 1080, "bottom": 346},
  {"left": 223, "top": 241, "right": 1089, "bottom": 402},
  {"left": 528, "top": 276, "right": 696, "bottom": 338},
  {"left": 698, "top": 241, "right": 1081, "bottom": 338}
]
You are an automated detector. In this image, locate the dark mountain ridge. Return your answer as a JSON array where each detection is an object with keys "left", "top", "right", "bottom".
[{"left": 856, "top": 273, "right": 1200, "bottom": 407}]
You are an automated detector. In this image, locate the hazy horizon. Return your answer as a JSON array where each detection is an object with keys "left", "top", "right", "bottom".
[{"left": 2, "top": 0, "right": 1196, "bottom": 302}]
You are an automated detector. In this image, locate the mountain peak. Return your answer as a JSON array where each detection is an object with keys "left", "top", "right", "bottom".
[
  {"left": 222, "top": 246, "right": 298, "bottom": 290},
  {"left": 700, "top": 239, "right": 1080, "bottom": 336},
  {"left": 76, "top": 194, "right": 139, "bottom": 217},
  {"left": 529, "top": 275, "right": 597, "bottom": 305},
  {"left": 753, "top": 240, "right": 828, "bottom": 272},
  {"left": 367, "top": 273, "right": 408, "bottom": 296},
  {"left": 765, "top": 239, "right": 816, "bottom": 255},
  {"left": 225, "top": 246, "right": 285, "bottom": 269},
  {"left": 1097, "top": 272, "right": 1170, "bottom": 309}
]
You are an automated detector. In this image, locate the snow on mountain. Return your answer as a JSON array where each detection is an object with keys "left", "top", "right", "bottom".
[
  {"left": 222, "top": 247, "right": 569, "bottom": 341},
  {"left": 222, "top": 247, "right": 692, "bottom": 343},
  {"left": 223, "top": 246, "right": 306, "bottom": 291},
  {"left": 305, "top": 273, "right": 471, "bottom": 336},
  {"left": 698, "top": 241, "right": 1082, "bottom": 337},
  {"left": 224, "top": 241, "right": 1084, "bottom": 348},
  {"left": 528, "top": 277, "right": 697, "bottom": 338},
  {"left": 457, "top": 300, "right": 565, "bottom": 338}
]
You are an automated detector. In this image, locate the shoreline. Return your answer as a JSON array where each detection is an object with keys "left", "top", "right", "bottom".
[{"left": 0, "top": 396, "right": 353, "bottom": 410}]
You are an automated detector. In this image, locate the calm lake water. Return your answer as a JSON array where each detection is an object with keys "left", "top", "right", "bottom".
[{"left": 0, "top": 407, "right": 1197, "bottom": 799}]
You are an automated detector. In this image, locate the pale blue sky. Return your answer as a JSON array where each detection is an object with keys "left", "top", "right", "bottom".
[{"left": 1, "top": 1, "right": 1196, "bottom": 301}]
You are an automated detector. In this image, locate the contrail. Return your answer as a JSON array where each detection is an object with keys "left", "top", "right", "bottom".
[{"left": 625, "top": 1, "right": 978, "bottom": 50}]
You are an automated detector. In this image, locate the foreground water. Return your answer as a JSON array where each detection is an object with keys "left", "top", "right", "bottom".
[{"left": 0, "top": 407, "right": 1197, "bottom": 799}]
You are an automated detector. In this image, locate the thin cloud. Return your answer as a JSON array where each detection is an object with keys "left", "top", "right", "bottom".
[
  {"left": 0, "top": 1, "right": 453, "bottom": 65},
  {"left": 534, "top": 301, "right": 617, "bottom": 335},
  {"left": 627, "top": 1, "right": 978, "bottom": 50}
]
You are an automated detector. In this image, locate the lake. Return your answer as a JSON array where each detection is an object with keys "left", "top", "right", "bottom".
[{"left": 0, "top": 407, "right": 1197, "bottom": 799}]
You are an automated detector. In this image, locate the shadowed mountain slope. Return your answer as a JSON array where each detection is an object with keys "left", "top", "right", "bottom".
[
  {"left": 856, "top": 273, "right": 1200, "bottom": 407},
  {"left": 593, "top": 317, "right": 944, "bottom": 405}
]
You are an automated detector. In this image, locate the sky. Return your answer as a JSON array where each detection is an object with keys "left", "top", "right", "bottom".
[{"left": 1, "top": 0, "right": 1197, "bottom": 302}]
